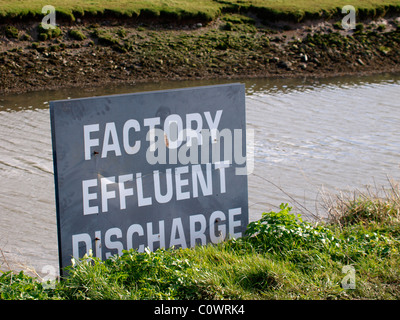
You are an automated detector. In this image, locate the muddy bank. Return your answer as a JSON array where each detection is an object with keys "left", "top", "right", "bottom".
[{"left": 1, "top": 15, "right": 400, "bottom": 95}]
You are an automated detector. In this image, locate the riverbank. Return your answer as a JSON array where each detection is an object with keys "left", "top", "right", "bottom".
[
  {"left": 1, "top": 183, "right": 400, "bottom": 299},
  {"left": 1, "top": 12, "right": 400, "bottom": 94}
]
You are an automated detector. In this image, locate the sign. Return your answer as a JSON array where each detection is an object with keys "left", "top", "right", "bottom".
[{"left": 50, "top": 84, "right": 248, "bottom": 274}]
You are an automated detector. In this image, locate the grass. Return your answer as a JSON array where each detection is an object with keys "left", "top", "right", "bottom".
[
  {"left": 0, "top": 0, "right": 225, "bottom": 22},
  {"left": 68, "top": 29, "right": 86, "bottom": 41},
  {"left": 0, "top": 0, "right": 400, "bottom": 23},
  {"left": 0, "top": 1, "right": 400, "bottom": 296},
  {"left": 322, "top": 179, "right": 400, "bottom": 226},
  {"left": 222, "top": 0, "right": 400, "bottom": 21},
  {"left": 1, "top": 183, "right": 400, "bottom": 300}
]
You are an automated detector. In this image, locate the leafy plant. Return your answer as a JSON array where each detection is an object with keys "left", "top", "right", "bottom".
[
  {"left": 60, "top": 248, "right": 203, "bottom": 299},
  {"left": 1, "top": 191, "right": 400, "bottom": 300},
  {"left": 0, "top": 271, "right": 57, "bottom": 300},
  {"left": 246, "top": 203, "right": 341, "bottom": 254}
]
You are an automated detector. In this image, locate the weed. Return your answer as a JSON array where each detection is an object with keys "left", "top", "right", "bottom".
[
  {"left": 0, "top": 271, "right": 58, "bottom": 300},
  {"left": 246, "top": 203, "right": 341, "bottom": 255},
  {"left": 322, "top": 180, "right": 400, "bottom": 226}
]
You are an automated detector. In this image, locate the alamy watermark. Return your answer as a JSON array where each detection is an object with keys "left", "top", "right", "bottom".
[
  {"left": 41, "top": 5, "right": 56, "bottom": 30},
  {"left": 341, "top": 5, "right": 356, "bottom": 30},
  {"left": 40, "top": 264, "right": 57, "bottom": 289},
  {"left": 144, "top": 126, "right": 255, "bottom": 176},
  {"left": 341, "top": 265, "right": 356, "bottom": 289}
]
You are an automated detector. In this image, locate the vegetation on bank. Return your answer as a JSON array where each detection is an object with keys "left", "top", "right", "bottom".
[
  {"left": 1, "top": 10, "right": 400, "bottom": 94},
  {"left": 1, "top": 0, "right": 400, "bottom": 23},
  {"left": 1, "top": 3, "right": 399, "bottom": 299},
  {"left": 1, "top": 183, "right": 400, "bottom": 300}
]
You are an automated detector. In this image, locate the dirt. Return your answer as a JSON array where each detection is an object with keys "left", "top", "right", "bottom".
[{"left": 1, "top": 16, "right": 400, "bottom": 95}]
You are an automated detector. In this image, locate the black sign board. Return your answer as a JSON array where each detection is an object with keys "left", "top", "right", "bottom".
[{"left": 50, "top": 84, "right": 248, "bottom": 274}]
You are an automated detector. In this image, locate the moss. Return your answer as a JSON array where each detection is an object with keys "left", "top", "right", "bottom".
[
  {"left": 5, "top": 26, "right": 19, "bottom": 39},
  {"left": 333, "top": 21, "right": 342, "bottom": 30},
  {"left": 52, "top": 27, "right": 62, "bottom": 38},
  {"left": 20, "top": 33, "right": 32, "bottom": 41},
  {"left": 112, "top": 44, "right": 127, "bottom": 53},
  {"left": 379, "top": 45, "right": 391, "bottom": 54},
  {"left": 36, "top": 46, "right": 47, "bottom": 53},
  {"left": 377, "top": 24, "right": 386, "bottom": 32},
  {"left": 222, "top": 14, "right": 255, "bottom": 25},
  {"left": 355, "top": 23, "right": 364, "bottom": 32},
  {"left": 91, "top": 28, "right": 121, "bottom": 46},
  {"left": 38, "top": 33, "right": 48, "bottom": 41},
  {"left": 68, "top": 29, "right": 87, "bottom": 41},
  {"left": 50, "top": 45, "right": 62, "bottom": 52},
  {"left": 9, "top": 47, "right": 23, "bottom": 53},
  {"left": 38, "top": 24, "right": 62, "bottom": 41},
  {"left": 70, "top": 42, "right": 82, "bottom": 48},
  {"left": 117, "top": 27, "right": 127, "bottom": 38},
  {"left": 56, "top": 8, "right": 76, "bottom": 22},
  {"left": 220, "top": 22, "right": 234, "bottom": 31},
  {"left": 98, "top": 34, "right": 120, "bottom": 46}
]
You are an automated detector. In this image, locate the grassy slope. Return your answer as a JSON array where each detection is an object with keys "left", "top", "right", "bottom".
[
  {"left": 1, "top": 0, "right": 400, "bottom": 22},
  {"left": 224, "top": 0, "right": 400, "bottom": 12},
  {"left": 1, "top": 195, "right": 399, "bottom": 300},
  {"left": 0, "top": 0, "right": 225, "bottom": 21},
  {"left": 226, "top": 0, "right": 400, "bottom": 21}
]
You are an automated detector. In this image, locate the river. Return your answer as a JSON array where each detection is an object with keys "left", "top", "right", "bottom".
[{"left": 1, "top": 73, "right": 400, "bottom": 275}]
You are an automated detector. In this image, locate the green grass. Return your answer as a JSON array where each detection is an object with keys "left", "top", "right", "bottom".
[
  {"left": 223, "top": 0, "right": 400, "bottom": 21},
  {"left": 68, "top": 29, "right": 86, "bottom": 41},
  {"left": 0, "top": 0, "right": 225, "bottom": 22},
  {"left": 0, "top": 0, "right": 400, "bottom": 23},
  {"left": 1, "top": 189, "right": 400, "bottom": 300}
]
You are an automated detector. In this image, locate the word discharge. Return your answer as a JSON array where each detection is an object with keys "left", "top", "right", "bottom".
[{"left": 50, "top": 84, "right": 248, "bottom": 274}]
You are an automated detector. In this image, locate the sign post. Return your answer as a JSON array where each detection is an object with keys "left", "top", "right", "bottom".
[{"left": 50, "top": 84, "right": 248, "bottom": 276}]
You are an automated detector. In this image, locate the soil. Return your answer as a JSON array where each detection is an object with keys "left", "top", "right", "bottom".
[{"left": 1, "top": 15, "right": 400, "bottom": 95}]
